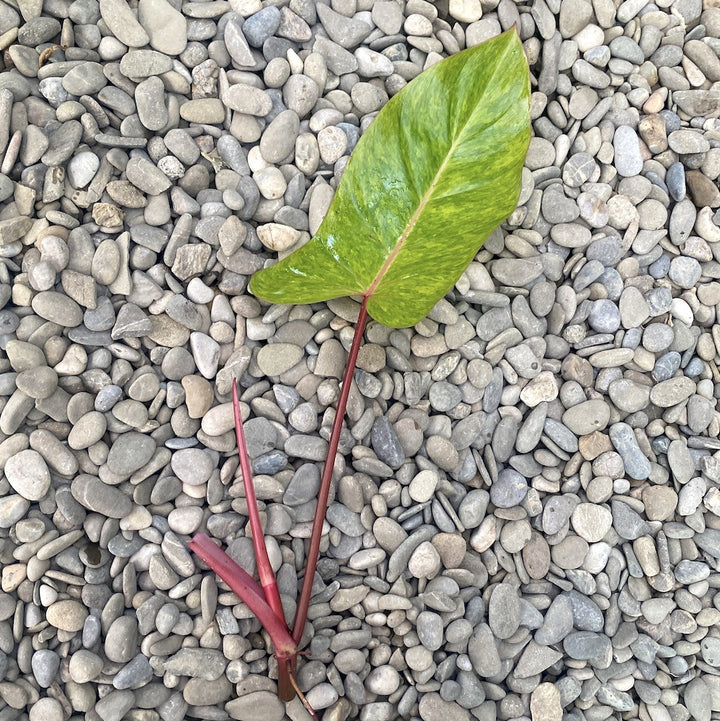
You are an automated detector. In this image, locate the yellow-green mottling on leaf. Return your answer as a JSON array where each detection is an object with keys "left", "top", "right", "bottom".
[{"left": 250, "top": 29, "right": 531, "bottom": 328}]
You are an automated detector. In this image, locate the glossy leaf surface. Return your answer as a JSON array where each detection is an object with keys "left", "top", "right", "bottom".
[{"left": 250, "top": 29, "right": 531, "bottom": 328}]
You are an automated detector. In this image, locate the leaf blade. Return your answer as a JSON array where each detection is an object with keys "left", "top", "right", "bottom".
[{"left": 250, "top": 29, "right": 530, "bottom": 327}]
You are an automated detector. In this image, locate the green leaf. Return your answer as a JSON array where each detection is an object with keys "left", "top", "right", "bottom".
[{"left": 250, "top": 29, "right": 531, "bottom": 328}]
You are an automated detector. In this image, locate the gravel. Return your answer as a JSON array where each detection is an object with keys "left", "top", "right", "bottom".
[{"left": 1, "top": 0, "right": 720, "bottom": 720}]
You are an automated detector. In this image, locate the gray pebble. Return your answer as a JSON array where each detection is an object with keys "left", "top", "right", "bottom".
[
  {"left": 614, "top": 126, "right": 644, "bottom": 177},
  {"left": 31, "top": 649, "right": 60, "bottom": 688}
]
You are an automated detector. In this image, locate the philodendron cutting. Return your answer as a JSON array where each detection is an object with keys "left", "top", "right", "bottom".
[{"left": 191, "top": 28, "right": 531, "bottom": 718}]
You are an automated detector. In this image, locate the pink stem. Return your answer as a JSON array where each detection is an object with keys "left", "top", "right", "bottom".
[
  {"left": 232, "top": 380, "right": 287, "bottom": 627},
  {"left": 189, "top": 533, "right": 298, "bottom": 659},
  {"left": 292, "top": 296, "right": 369, "bottom": 645}
]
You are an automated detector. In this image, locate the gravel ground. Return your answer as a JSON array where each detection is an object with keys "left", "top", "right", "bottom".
[{"left": 1, "top": 0, "right": 720, "bottom": 720}]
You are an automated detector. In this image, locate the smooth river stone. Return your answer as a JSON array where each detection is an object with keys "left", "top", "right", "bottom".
[
  {"left": 106, "top": 432, "right": 157, "bottom": 477},
  {"left": 67, "top": 411, "right": 107, "bottom": 449},
  {"left": 137, "top": 0, "right": 187, "bottom": 55},
  {"left": 31, "top": 291, "right": 83, "bottom": 326},
  {"left": 488, "top": 583, "right": 521, "bottom": 639},
  {"left": 99, "top": 0, "right": 150, "bottom": 47},
  {"left": 71, "top": 475, "right": 133, "bottom": 518},
  {"left": 256, "top": 343, "right": 303, "bottom": 375},
  {"left": 650, "top": 377, "right": 696, "bottom": 407},
  {"left": 46, "top": 600, "right": 88, "bottom": 632},
  {"left": 4, "top": 449, "right": 50, "bottom": 500},
  {"left": 614, "top": 125, "right": 643, "bottom": 176},
  {"left": 561, "top": 400, "right": 610, "bottom": 435}
]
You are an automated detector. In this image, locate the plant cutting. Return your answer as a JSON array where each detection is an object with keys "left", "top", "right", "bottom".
[{"left": 190, "top": 28, "right": 531, "bottom": 717}]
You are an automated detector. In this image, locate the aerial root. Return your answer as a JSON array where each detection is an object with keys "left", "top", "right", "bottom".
[{"left": 288, "top": 671, "right": 319, "bottom": 721}]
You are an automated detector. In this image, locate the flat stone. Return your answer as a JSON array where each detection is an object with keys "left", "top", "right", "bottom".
[
  {"left": 62, "top": 63, "right": 107, "bottom": 95},
  {"left": 490, "top": 468, "right": 528, "bottom": 508},
  {"left": 562, "top": 400, "right": 610, "bottom": 435},
  {"left": 256, "top": 343, "right": 303, "bottom": 376},
  {"left": 71, "top": 475, "right": 133, "bottom": 518},
  {"left": 226, "top": 691, "right": 285, "bottom": 721},
  {"left": 668, "top": 129, "right": 709, "bottom": 154},
  {"left": 468, "top": 624, "right": 501, "bottom": 677},
  {"left": 183, "top": 676, "right": 232, "bottom": 705},
  {"left": 68, "top": 650, "right": 104, "bottom": 683},
  {"left": 488, "top": 584, "right": 521, "bottom": 640},
  {"left": 46, "top": 600, "right": 88, "bottom": 632},
  {"left": 650, "top": 377, "right": 695, "bottom": 407},
  {"left": 611, "top": 500, "right": 651, "bottom": 540},
  {"left": 491, "top": 258, "right": 544, "bottom": 287},
  {"left": 684, "top": 678, "right": 712, "bottom": 721},
  {"left": 609, "top": 423, "right": 651, "bottom": 480},
  {"left": 371, "top": 417, "right": 405, "bottom": 470},
  {"left": 259, "top": 110, "right": 299, "bottom": 163},
  {"left": 224, "top": 16, "right": 256, "bottom": 67},
  {"left": 614, "top": 126, "right": 643, "bottom": 177},
  {"left": 170, "top": 448, "right": 214, "bottom": 485},
  {"left": 242, "top": 6, "right": 281, "bottom": 46},
  {"left": 564, "top": 631, "right": 611, "bottom": 661},
  {"left": 67, "top": 151, "right": 100, "bottom": 189},
  {"left": 669, "top": 256, "right": 702, "bottom": 289},
  {"left": 224, "top": 84, "right": 272, "bottom": 115},
  {"left": 99, "top": 0, "right": 150, "bottom": 46},
  {"left": 409, "top": 469, "right": 438, "bottom": 503},
  {"left": 316, "top": 3, "right": 372, "bottom": 48},
  {"left": 164, "top": 648, "right": 227, "bottom": 680},
  {"left": 113, "top": 655, "right": 153, "bottom": 689},
  {"left": 571, "top": 503, "right": 612, "bottom": 542},
  {"left": 107, "top": 432, "right": 156, "bottom": 477},
  {"left": 0, "top": 496, "right": 30, "bottom": 529},
  {"left": 135, "top": 76, "right": 168, "bottom": 131},
  {"left": 31, "top": 291, "right": 82, "bottom": 326},
  {"left": 125, "top": 157, "right": 172, "bottom": 194},
  {"left": 4, "top": 449, "right": 50, "bottom": 501},
  {"left": 138, "top": 0, "right": 187, "bottom": 55},
  {"left": 31, "top": 649, "right": 59, "bottom": 688},
  {"left": 418, "top": 693, "right": 471, "bottom": 721}
]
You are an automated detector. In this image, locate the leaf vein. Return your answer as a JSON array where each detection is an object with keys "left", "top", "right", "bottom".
[{"left": 364, "top": 43, "right": 517, "bottom": 300}]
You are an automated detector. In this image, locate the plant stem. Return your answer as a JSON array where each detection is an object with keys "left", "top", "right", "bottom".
[
  {"left": 189, "top": 534, "right": 298, "bottom": 658},
  {"left": 292, "top": 296, "right": 370, "bottom": 645},
  {"left": 232, "top": 380, "right": 286, "bottom": 625},
  {"left": 190, "top": 533, "right": 297, "bottom": 700},
  {"left": 231, "top": 380, "right": 295, "bottom": 700}
]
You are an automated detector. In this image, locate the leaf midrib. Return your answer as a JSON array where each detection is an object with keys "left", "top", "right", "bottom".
[
  {"left": 363, "top": 148, "right": 454, "bottom": 299},
  {"left": 362, "top": 49, "right": 509, "bottom": 301}
]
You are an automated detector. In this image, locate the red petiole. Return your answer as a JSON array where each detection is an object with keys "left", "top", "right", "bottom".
[{"left": 190, "top": 295, "right": 370, "bottom": 716}]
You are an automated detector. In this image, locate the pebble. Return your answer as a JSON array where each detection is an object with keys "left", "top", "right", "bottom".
[
  {"left": 71, "top": 475, "right": 133, "bottom": 517},
  {"left": 488, "top": 583, "right": 521, "bottom": 639},
  {"left": 46, "top": 600, "right": 87, "bottom": 632},
  {"left": 614, "top": 126, "right": 643, "bottom": 177},
  {"left": 227, "top": 691, "right": 284, "bottom": 721},
  {"left": 31, "top": 649, "right": 60, "bottom": 688},
  {"left": 4, "top": 450, "right": 50, "bottom": 501},
  {"left": 260, "top": 110, "right": 299, "bottom": 163},
  {"left": 572, "top": 503, "right": 612, "bottom": 542},
  {"left": 69, "top": 650, "right": 104, "bottom": 683},
  {"left": 669, "top": 256, "right": 701, "bottom": 289},
  {"left": 106, "top": 432, "right": 157, "bottom": 477},
  {"left": 99, "top": 0, "right": 150, "bottom": 47},
  {"left": 138, "top": 0, "right": 187, "bottom": 55},
  {"left": 650, "top": 377, "right": 696, "bottom": 407},
  {"left": 562, "top": 400, "right": 610, "bottom": 436},
  {"left": 316, "top": 3, "right": 371, "bottom": 48},
  {"left": 490, "top": 469, "right": 528, "bottom": 508}
]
